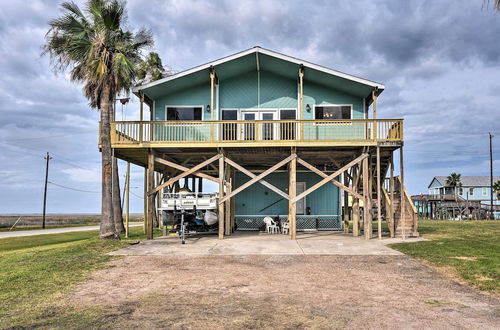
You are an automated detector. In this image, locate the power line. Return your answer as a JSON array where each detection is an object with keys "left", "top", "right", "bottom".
[{"left": 48, "top": 181, "right": 100, "bottom": 193}]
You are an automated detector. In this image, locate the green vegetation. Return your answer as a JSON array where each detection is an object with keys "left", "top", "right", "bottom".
[
  {"left": 390, "top": 220, "right": 500, "bottom": 293},
  {"left": 0, "top": 227, "right": 160, "bottom": 328},
  {"left": 0, "top": 223, "right": 101, "bottom": 232}
]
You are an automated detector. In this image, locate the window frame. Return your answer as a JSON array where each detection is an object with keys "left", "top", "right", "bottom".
[
  {"left": 165, "top": 105, "right": 204, "bottom": 121},
  {"left": 469, "top": 187, "right": 474, "bottom": 196},
  {"left": 313, "top": 104, "right": 353, "bottom": 124},
  {"left": 221, "top": 108, "right": 239, "bottom": 121},
  {"left": 482, "top": 187, "right": 488, "bottom": 196}
]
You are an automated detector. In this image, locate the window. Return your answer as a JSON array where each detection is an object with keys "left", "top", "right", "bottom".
[
  {"left": 458, "top": 187, "right": 463, "bottom": 195},
  {"left": 280, "top": 109, "right": 296, "bottom": 120},
  {"left": 315, "top": 105, "right": 352, "bottom": 120},
  {"left": 280, "top": 109, "right": 296, "bottom": 140},
  {"left": 221, "top": 110, "right": 238, "bottom": 140},
  {"left": 482, "top": 187, "right": 488, "bottom": 196},
  {"left": 469, "top": 188, "right": 474, "bottom": 196},
  {"left": 166, "top": 106, "right": 202, "bottom": 121}
]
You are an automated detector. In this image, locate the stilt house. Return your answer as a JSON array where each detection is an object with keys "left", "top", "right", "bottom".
[{"left": 109, "top": 47, "right": 418, "bottom": 239}]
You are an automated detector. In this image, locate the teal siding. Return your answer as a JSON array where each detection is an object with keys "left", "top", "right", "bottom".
[
  {"left": 154, "top": 83, "right": 211, "bottom": 121},
  {"left": 219, "top": 71, "right": 297, "bottom": 109},
  {"left": 235, "top": 172, "right": 340, "bottom": 216}
]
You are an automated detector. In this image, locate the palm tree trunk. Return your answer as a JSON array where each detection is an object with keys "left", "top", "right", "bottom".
[
  {"left": 100, "top": 84, "right": 119, "bottom": 239},
  {"left": 109, "top": 102, "right": 125, "bottom": 234},
  {"left": 113, "top": 157, "right": 125, "bottom": 233}
]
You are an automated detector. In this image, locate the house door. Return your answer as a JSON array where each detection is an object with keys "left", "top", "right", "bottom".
[
  {"left": 296, "top": 182, "right": 306, "bottom": 215},
  {"left": 241, "top": 110, "right": 277, "bottom": 141}
]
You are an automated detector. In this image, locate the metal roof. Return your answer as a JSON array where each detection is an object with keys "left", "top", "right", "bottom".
[
  {"left": 432, "top": 176, "right": 500, "bottom": 188},
  {"left": 133, "top": 46, "right": 385, "bottom": 100}
]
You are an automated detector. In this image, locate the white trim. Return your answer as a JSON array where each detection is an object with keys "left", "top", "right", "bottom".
[
  {"left": 164, "top": 105, "right": 205, "bottom": 120},
  {"left": 133, "top": 47, "right": 385, "bottom": 93}
]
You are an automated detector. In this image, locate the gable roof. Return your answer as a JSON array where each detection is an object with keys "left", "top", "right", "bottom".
[
  {"left": 133, "top": 46, "right": 385, "bottom": 100},
  {"left": 430, "top": 176, "right": 500, "bottom": 188}
]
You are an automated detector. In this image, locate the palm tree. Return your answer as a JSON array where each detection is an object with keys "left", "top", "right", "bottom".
[
  {"left": 446, "top": 173, "right": 462, "bottom": 196},
  {"left": 136, "top": 52, "right": 165, "bottom": 85},
  {"left": 493, "top": 180, "right": 500, "bottom": 200},
  {"left": 44, "top": 0, "right": 153, "bottom": 239}
]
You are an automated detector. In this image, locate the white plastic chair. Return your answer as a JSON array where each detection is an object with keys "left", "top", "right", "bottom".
[
  {"left": 281, "top": 221, "right": 289, "bottom": 235},
  {"left": 263, "top": 216, "right": 279, "bottom": 234}
]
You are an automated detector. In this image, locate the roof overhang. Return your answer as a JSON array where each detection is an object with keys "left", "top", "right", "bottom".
[{"left": 133, "top": 46, "right": 385, "bottom": 101}]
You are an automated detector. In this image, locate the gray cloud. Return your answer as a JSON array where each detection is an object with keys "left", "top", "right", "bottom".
[{"left": 0, "top": 0, "right": 499, "bottom": 213}]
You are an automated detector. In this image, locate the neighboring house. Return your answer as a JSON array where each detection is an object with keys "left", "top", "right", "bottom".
[
  {"left": 428, "top": 176, "right": 500, "bottom": 203},
  {"left": 108, "top": 46, "right": 416, "bottom": 239},
  {"left": 415, "top": 176, "right": 500, "bottom": 220}
]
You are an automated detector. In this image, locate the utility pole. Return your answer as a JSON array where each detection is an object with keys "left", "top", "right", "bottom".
[
  {"left": 490, "top": 133, "right": 494, "bottom": 219},
  {"left": 42, "top": 152, "right": 52, "bottom": 229}
]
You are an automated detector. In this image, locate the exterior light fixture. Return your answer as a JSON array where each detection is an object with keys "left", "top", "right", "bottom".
[
  {"left": 306, "top": 104, "right": 311, "bottom": 112},
  {"left": 206, "top": 104, "right": 211, "bottom": 112}
]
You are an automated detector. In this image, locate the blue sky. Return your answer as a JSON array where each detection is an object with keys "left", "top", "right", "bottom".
[{"left": 0, "top": 0, "right": 499, "bottom": 214}]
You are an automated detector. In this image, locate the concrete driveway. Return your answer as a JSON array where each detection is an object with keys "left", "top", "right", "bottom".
[{"left": 111, "top": 231, "right": 424, "bottom": 256}]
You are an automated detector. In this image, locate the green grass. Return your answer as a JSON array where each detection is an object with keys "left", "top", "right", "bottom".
[
  {"left": 0, "top": 223, "right": 101, "bottom": 232},
  {"left": 390, "top": 220, "right": 500, "bottom": 294},
  {"left": 0, "top": 226, "right": 161, "bottom": 329}
]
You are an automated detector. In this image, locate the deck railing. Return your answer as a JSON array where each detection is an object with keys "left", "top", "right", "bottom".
[{"left": 110, "top": 119, "right": 403, "bottom": 146}]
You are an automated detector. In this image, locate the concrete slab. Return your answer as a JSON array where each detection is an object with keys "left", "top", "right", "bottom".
[{"left": 111, "top": 231, "right": 414, "bottom": 256}]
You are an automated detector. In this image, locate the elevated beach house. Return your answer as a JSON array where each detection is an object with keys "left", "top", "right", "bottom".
[
  {"left": 413, "top": 176, "right": 500, "bottom": 219},
  {"left": 108, "top": 47, "right": 417, "bottom": 239}
]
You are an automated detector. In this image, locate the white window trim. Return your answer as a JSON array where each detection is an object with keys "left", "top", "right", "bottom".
[
  {"left": 469, "top": 188, "right": 474, "bottom": 196},
  {"left": 313, "top": 104, "right": 353, "bottom": 125},
  {"left": 482, "top": 187, "right": 488, "bottom": 196},
  {"left": 220, "top": 108, "right": 298, "bottom": 121},
  {"left": 165, "top": 105, "right": 205, "bottom": 121}
]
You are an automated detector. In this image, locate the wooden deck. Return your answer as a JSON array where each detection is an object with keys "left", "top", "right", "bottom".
[{"left": 110, "top": 119, "right": 403, "bottom": 148}]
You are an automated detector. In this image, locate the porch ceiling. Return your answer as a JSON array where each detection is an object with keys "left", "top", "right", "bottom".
[{"left": 114, "top": 146, "right": 397, "bottom": 173}]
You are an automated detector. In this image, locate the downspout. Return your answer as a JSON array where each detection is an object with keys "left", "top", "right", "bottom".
[
  {"left": 210, "top": 67, "right": 215, "bottom": 141},
  {"left": 210, "top": 67, "right": 215, "bottom": 121},
  {"left": 299, "top": 65, "right": 304, "bottom": 119}
]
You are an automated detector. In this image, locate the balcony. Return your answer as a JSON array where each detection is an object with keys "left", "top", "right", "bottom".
[{"left": 110, "top": 119, "right": 403, "bottom": 148}]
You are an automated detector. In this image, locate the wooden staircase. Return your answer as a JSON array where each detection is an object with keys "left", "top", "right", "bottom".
[{"left": 386, "top": 177, "right": 419, "bottom": 238}]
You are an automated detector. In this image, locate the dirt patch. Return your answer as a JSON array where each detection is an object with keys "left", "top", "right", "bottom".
[
  {"left": 451, "top": 256, "right": 478, "bottom": 261},
  {"left": 69, "top": 255, "right": 500, "bottom": 329}
]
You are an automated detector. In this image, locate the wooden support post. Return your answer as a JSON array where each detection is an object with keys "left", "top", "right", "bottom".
[
  {"left": 376, "top": 146, "right": 382, "bottom": 240},
  {"left": 198, "top": 177, "right": 203, "bottom": 193},
  {"left": 125, "top": 162, "right": 130, "bottom": 238},
  {"left": 218, "top": 153, "right": 225, "bottom": 239},
  {"left": 225, "top": 164, "right": 231, "bottom": 236},
  {"left": 389, "top": 155, "right": 395, "bottom": 238},
  {"left": 352, "top": 165, "right": 360, "bottom": 236},
  {"left": 230, "top": 169, "right": 236, "bottom": 232},
  {"left": 289, "top": 153, "right": 297, "bottom": 240},
  {"left": 400, "top": 146, "right": 406, "bottom": 240},
  {"left": 139, "top": 93, "right": 144, "bottom": 142},
  {"left": 363, "top": 157, "right": 372, "bottom": 240},
  {"left": 143, "top": 167, "right": 147, "bottom": 233},
  {"left": 343, "top": 172, "right": 350, "bottom": 233},
  {"left": 147, "top": 151, "right": 155, "bottom": 239}
]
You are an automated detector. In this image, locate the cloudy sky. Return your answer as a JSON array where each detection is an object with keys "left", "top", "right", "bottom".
[{"left": 0, "top": 0, "right": 499, "bottom": 214}]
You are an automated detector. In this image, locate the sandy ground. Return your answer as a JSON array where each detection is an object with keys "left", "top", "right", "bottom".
[{"left": 70, "top": 255, "right": 500, "bottom": 329}]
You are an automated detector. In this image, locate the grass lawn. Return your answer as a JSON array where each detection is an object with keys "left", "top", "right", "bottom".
[
  {"left": 0, "top": 226, "right": 161, "bottom": 329},
  {"left": 390, "top": 220, "right": 500, "bottom": 294},
  {"left": 0, "top": 223, "right": 101, "bottom": 232}
]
